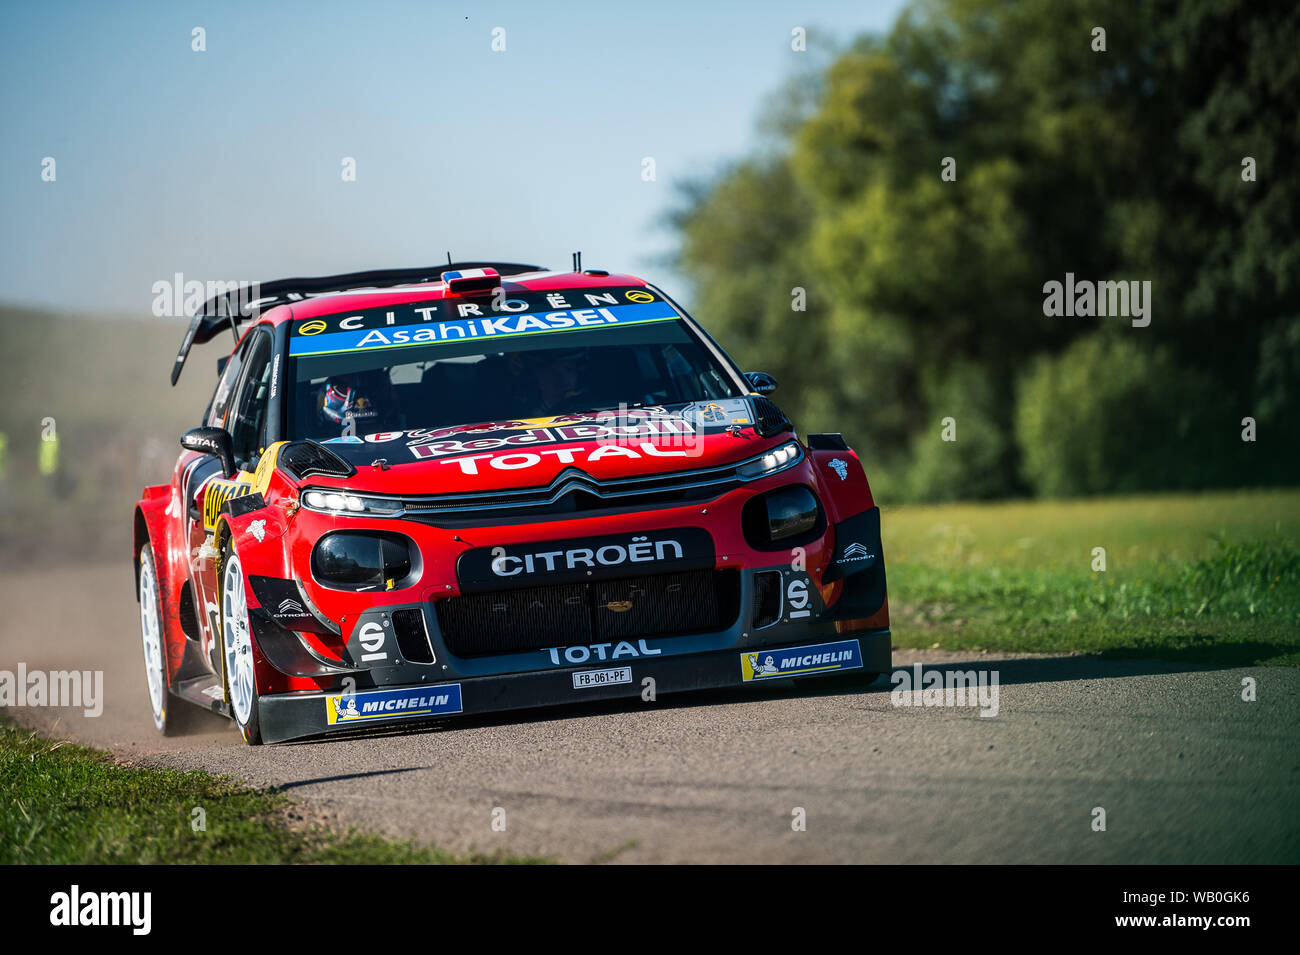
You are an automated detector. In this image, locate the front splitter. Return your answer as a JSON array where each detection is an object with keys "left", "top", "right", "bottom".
[{"left": 257, "top": 629, "right": 890, "bottom": 743}]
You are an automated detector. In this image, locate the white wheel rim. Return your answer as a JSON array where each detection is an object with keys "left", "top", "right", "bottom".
[
  {"left": 222, "top": 553, "right": 255, "bottom": 726},
  {"left": 139, "top": 555, "right": 166, "bottom": 730}
]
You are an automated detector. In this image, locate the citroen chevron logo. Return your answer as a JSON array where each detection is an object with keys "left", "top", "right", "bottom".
[{"left": 841, "top": 542, "right": 874, "bottom": 563}]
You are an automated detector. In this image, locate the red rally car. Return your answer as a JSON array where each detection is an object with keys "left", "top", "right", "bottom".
[{"left": 133, "top": 262, "right": 890, "bottom": 743}]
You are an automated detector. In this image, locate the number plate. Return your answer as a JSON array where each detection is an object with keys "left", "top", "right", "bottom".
[{"left": 572, "top": 666, "right": 633, "bottom": 689}]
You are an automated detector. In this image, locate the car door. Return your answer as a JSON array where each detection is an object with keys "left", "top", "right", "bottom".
[{"left": 189, "top": 327, "right": 274, "bottom": 666}]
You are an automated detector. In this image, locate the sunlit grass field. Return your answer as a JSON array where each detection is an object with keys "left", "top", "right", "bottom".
[{"left": 882, "top": 489, "right": 1300, "bottom": 665}]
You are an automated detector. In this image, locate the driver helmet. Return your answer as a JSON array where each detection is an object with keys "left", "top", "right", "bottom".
[{"left": 320, "top": 370, "right": 395, "bottom": 430}]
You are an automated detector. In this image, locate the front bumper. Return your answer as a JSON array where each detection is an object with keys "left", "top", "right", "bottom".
[
  {"left": 251, "top": 502, "right": 891, "bottom": 742},
  {"left": 257, "top": 628, "right": 891, "bottom": 743}
]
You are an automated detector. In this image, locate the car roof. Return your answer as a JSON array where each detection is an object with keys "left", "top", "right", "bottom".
[
  {"left": 172, "top": 265, "right": 658, "bottom": 384},
  {"left": 260, "top": 270, "right": 652, "bottom": 325}
]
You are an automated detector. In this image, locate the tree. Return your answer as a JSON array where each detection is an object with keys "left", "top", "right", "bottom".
[{"left": 672, "top": 0, "right": 1299, "bottom": 499}]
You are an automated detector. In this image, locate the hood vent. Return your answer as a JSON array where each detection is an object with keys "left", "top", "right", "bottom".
[
  {"left": 751, "top": 396, "right": 793, "bottom": 438},
  {"left": 279, "top": 441, "right": 357, "bottom": 480}
]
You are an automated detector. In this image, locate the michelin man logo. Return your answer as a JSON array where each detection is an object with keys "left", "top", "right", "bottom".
[
  {"left": 828, "top": 458, "right": 849, "bottom": 481},
  {"left": 248, "top": 519, "right": 266, "bottom": 542},
  {"left": 748, "top": 653, "right": 780, "bottom": 675},
  {"left": 333, "top": 696, "right": 361, "bottom": 721}
]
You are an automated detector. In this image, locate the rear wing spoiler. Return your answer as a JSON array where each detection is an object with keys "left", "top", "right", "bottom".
[{"left": 170, "top": 261, "right": 545, "bottom": 385}]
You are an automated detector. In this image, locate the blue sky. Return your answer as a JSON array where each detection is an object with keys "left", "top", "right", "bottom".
[{"left": 1, "top": 0, "right": 905, "bottom": 315}]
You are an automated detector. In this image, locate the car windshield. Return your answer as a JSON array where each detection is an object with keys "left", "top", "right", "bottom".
[{"left": 286, "top": 288, "right": 741, "bottom": 441}]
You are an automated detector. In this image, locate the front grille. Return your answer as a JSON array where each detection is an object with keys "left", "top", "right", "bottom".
[
  {"left": 436, "top": 569, "right": 740, "bottom": 658},
  {"left": 592, "top": 571, "right": 727, "bottom": 641},
  {"left": 438, "top": 582, "right": 589, "bottom": 656}
]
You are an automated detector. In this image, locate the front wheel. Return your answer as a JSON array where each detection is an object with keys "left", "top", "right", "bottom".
[
  {"left": 220, "top": 544, "right": 263, "bottom": 745},
  {"left": 138, "top": 544, "right": 173, "bottom": 734}
]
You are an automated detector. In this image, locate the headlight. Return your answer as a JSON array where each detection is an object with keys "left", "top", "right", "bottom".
[
  {"left": 742, "top": 485, "right": 821, "bottom": 549},
  {"left": 311, "top": 532, "right": 415, "bottom": 591},
  {"left": 301, "top": 488, "right": 403, "bottom": 517},
  {"left": 736, "top": 440, "right": 803, "bottom": 480}
]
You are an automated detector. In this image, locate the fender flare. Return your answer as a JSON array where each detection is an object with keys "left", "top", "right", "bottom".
[
  {"left": 133, "top": 485, "right": 189, "bottom": 683},
  {"left": 805, "top": 433, "right": 875, "bottom": 524}
]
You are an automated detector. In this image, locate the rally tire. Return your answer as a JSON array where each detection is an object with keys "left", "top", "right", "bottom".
[
  {"left": 138, "top": 544, "right": 174, "bottom": 734},
  {"left": 219, "top": 542, "right": 263, "bottom": 745}
]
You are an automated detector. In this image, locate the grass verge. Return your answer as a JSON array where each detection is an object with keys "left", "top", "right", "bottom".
[
  {"left": 882, "top": 489, "right": 1300, "bottom": 666},
  {"left": 0, "top": 717, "right": 546, "bottom": 864}
]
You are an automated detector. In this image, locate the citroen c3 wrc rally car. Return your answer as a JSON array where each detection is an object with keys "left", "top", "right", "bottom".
[{"left": 133, "top": 262, "right": 890, "bottom": 743}]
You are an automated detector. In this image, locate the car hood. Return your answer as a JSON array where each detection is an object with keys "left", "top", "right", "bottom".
[{"left": 298, "top": 398, "right": 786, "bottom": 495}]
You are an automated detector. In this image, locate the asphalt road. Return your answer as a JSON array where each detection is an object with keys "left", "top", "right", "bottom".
[{"left": 3, "top": 564, "right": 1297, "bottom": 863}]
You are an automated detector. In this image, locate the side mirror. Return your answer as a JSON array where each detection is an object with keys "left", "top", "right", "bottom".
[
  {"left": 745, "top": 371, "right": 779, "bottom": 395},
  {"left": 181, "top": 427, "right": 237, "bottom": 478}
]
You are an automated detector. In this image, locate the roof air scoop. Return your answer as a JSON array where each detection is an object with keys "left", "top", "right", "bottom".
[{"left": 441, "top": 267, "right": 500, "bottom": 296}]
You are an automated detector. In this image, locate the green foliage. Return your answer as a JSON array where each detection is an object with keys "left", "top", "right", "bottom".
[
  {"left": 1173, "top": 538, "right": 1300, "bottom": 622},
  {"left": 672, "top": 0, "right": 1300, "bottom": 499},
  {"left": 1014, "top": 335, "right": 1232, "bottom": 496},
  {"left": 1251, "top": 316, "right": 1300, "bottom": 482},
  {"left": 907, "top": 361, "right": 1016, "bottom": 500}
]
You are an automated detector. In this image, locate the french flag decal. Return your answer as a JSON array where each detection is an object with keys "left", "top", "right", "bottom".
[
  {"left": 442, "top": 266, "right": 498, "bottom": 285},
  {"left": 441, "top": 266, "right": 500, "bottom": 294}
]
